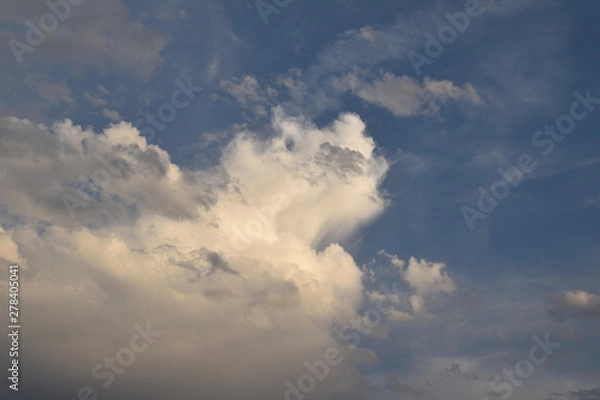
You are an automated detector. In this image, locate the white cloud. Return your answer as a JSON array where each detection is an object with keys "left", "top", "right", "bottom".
[
  {"left": 403, "top": 257, "right": 456, "bottom": 299},
  {"left": 0, "top": 110, "right": 390, "bottom": 399},
  {"left": 369, "top": 252, "right": 456, "bottom": 317}
]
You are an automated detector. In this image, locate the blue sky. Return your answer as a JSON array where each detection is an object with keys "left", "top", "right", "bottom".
[{"left": 0, "top": 1, "right": 599, "bottom": 400}]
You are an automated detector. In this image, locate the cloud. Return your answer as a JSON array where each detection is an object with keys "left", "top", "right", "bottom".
[
  {"left": 402, "top": 257, "right": 456, "bottom": 298},
  {"left": 399, "top": 256, "right": 456, "bottom": 315},
  {"left": 84, "top": 89, "right": 110, "bottom": 107},
  {"left": 349, "top": 73, "right": 483, "bottom": 118},
  {"left": 547, "top": 291, "right": 600, "bottom": 321},
  {"left": 102, "top": 108, "right": 121, "bottom": 121},
  {"left": 223, "top": 70, "right": 482, "bottom": 122},
  {"left": 365, "top": 252, "right": 456, "bottom": 318},
  {"left": 0, "top": 225, "right": 26, "bottom": 268},
  {"left": 1, "top": 0, "right": 166, "bottom": 79},
  {"left": 0, "top": 110, "right": 390, "bottom": 399},
  {"left": 220, "top": 75, "right": 278, "bottom": 118},
  {"left": 250, "top": 15, "right": 427, "bottom": 118},
  {"left": 303, "top": 19, "right": 423, "bottom": 83},
  {"left": 24, "top": 74, "right": 74, "bottom": 106}
]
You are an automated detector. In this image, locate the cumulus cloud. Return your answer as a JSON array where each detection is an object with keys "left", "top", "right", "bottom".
[
  {"left": 0, "top": 110, "right": 392, "bottom": 399},
  {"left": 547, "top": 290, "right": 600, "bottom": 321},
  {"left": 402, "top": 257, "right": 456, "bottom": 299},
  {"left": 364, "top": 252, "right": 456, "bottom": 321}
]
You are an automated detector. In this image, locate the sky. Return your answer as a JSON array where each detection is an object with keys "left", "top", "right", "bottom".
[{"left": 0, "top": 0, "right": 599, "bottom": 399}]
